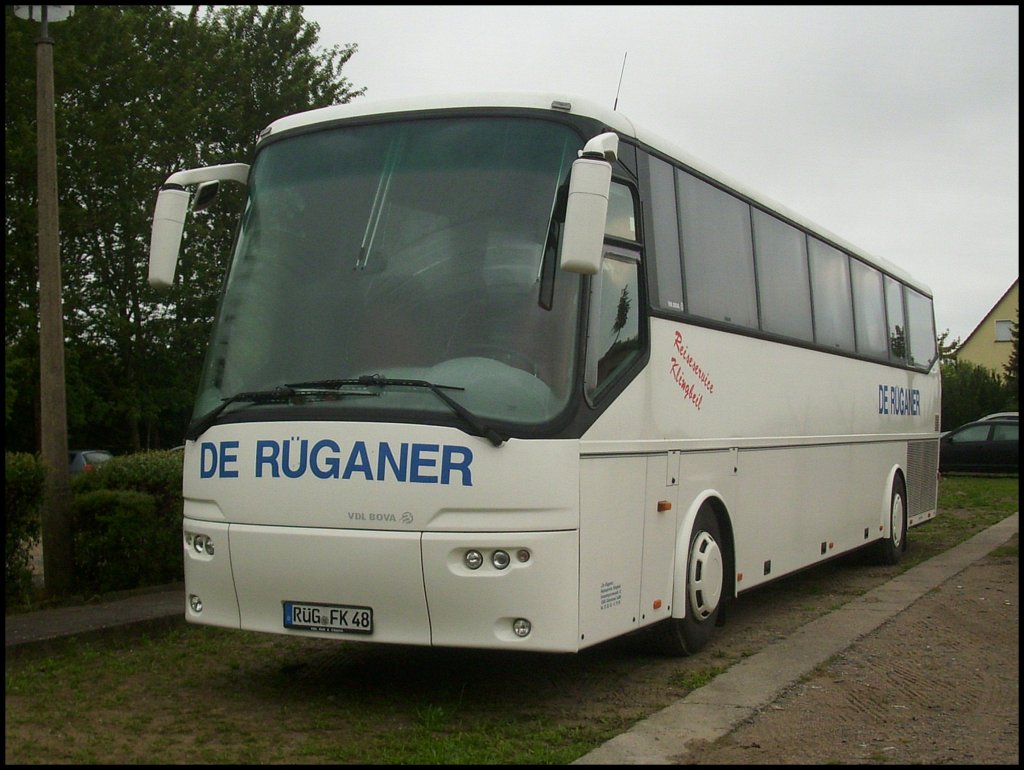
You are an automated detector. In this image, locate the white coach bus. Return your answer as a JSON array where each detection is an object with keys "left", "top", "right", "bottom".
[{"left": 149, "top": 93, "right": 940, "bottom": 655}]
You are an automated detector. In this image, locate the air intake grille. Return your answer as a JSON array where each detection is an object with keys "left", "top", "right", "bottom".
[{"left": 907, "top": 440, "right": 939, "bottom": 516}]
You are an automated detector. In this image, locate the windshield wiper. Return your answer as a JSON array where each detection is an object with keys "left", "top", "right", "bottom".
[
  {"left": 186, "top": 386, "right": 295, "bottom": 441},
  {"left": 286, "top": 374, "right": 507, "bottom": 447},
  {"left": 185, "top": 384, "right": 373, "bottom": 441}
]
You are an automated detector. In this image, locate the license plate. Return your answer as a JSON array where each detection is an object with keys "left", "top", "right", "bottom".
[{"left": 283, "top": 601, "right": 373, "bottom": 635}]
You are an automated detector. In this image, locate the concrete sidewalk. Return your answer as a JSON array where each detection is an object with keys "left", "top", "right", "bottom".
[{"left": 5, "top": 583, "right": 185, "bottom": 654}]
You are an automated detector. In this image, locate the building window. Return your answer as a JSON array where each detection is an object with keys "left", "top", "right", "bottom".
[{"left": 995, "top": 319, "right": 1013, "bottom": 342}]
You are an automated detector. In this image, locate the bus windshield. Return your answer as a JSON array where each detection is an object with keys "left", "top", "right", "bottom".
[{"left": 194, "top": 116, "right": 583, "bottom": 433}]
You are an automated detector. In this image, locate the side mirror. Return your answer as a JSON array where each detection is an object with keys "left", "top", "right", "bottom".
[
  {"left": 192, "top": 180, "right": 220, "bottom": 213},
  {"left": 148, "top": 163, "right": 250, "bottom": 288},
  {"left": 559, "top": 132, "right": 618, "bottom": 275},
  {"left": 149, "top": 186, "right": 190, "bottom": 288}
]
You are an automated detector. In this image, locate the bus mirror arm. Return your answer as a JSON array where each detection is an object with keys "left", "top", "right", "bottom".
[
  {"left": 579, "top": 131, "right": 618, "bottom": 163},
  {"left": 148, "top": 163, "right": 250, "bottom": 288},
  {"left": 559, "top": 132, "right": 618, "bottom": 275}
]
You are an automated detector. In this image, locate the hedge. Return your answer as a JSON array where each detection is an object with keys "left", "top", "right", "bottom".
[{"left": 5, "top": 449, "right": 184, "bottom": 607}]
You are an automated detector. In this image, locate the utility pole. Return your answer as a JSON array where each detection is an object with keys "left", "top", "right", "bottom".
[{"left": 14, "top": 5, "right": 76, "bottom": 597}]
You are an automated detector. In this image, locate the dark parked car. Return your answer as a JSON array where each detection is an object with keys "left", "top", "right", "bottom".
[
  {"left": 68, "top": 449, "right": 113, "bottom": 475},
  {"left": 939, "top": 418, "right": 1018, "bottom": 474}
]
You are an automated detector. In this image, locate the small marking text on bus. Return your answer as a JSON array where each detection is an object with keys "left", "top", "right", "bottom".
[
  {"left": 198, "top": 438, "right": 474, "bottom": 486},
  {"left": 670, "top": 330, "right": 714, "bottom": 410},
  {"left": 878, "top": 385, "right": 921, "bottom": 416},
  {"left": 600, "top": 581, "right": 623, "bottom": 610}
]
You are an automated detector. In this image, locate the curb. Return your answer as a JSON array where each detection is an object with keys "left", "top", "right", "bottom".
[{"left": 572, "top": 511, "right": 1019, "bottom": 765}]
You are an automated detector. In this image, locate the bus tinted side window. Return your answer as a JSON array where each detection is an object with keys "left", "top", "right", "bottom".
[
  {"left": 751, "top": 208, "right": 813, "bottom": 342},
  {"left": 587, "top": 183, "right": 645, "bottom": 401},
  {"left": 638, "top": 149, "right": 936, "bottom": 372},
  {"left": 644, "top": 155, "right": 684, "bottom": 313},
  {"left": 605, "top": 183, "right": 637, "bottom": 241},
  {"left": 884, "top": 275, "right": 907, "bottom": 363},
  {"left": 905, "top": 286, "right": 938, "bottom": 368},
  {"left": 850, "top": 258, "right": 888, "bottom": 359},
  {"left": 808, "top": 237, "right": 855, "bottom": 351},
  {"left": 677, "top": 171, "right": 758, "bottom": 330},
  {"left": 587, "top": 253, "right": 642, "bottom": 399}
]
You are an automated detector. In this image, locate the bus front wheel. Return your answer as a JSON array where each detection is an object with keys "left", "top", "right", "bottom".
[{"left": 653, "top": 504, "right": 726, "bottom": 656}]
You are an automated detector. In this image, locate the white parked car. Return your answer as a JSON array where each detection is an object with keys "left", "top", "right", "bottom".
[{"left": 978, "top": 411, "right": 1018, "bottom": 421}]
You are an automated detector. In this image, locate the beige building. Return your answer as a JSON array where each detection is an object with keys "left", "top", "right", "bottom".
[{"left": 955, "top": 278, "right": 1019, "bottom": 374}]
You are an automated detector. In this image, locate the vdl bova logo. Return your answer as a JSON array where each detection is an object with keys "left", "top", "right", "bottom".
[{"left": 198, "top": 438, "right": 475, "bottom": 486}]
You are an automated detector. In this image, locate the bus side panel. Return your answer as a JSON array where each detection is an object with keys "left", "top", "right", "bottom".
[
  {"left": 422, "top": 530, "right": 580, "bottom": 652},
  {"left": 728, "top": 441, "right": 907, "bottom": 593},
  {"left": 587, "top": 319, "right": 940, "bottom": 450},
  {"left": 578, "top": 456, "right": 645, "bottom": 647},
  {"left": 639, "top": 453, "right": 677, "bottom": 627},
  {"left": 229, "top": 525, "right": 431, "bottom": 645}
]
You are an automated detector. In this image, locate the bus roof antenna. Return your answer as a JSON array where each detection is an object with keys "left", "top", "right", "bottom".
[{"left": 613, "top": 52, "right": 628, "bottom": 111}]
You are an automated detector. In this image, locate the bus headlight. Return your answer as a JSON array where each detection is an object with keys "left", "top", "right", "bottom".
[
  {"left": 491, "top": 550, "right": 510, "bottom": 570},
  {"left": 191, "top": 534, "right": 214, "bottom": 554},
  {"left": 464, "top": 549, "right": 483, "bottom": 570},
  {"left": 186, "top": 532, "right": 215, "bottom": 556},
  {"left": 512, "top": 618, "right": 531, "bottom": 638}
]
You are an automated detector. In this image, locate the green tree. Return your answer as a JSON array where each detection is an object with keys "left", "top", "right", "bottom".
[
  {"left": 5, "top": 6, "right": 364, "bottom": 454},
  {"left": 611, "top": 286, "right": 632, "bottom": 343},
  {"left": 937, "top": 329, "right": 960, "bottom": 365},
  {"left": 1002, "top": 308, "right": 1018, "bottom": 398},
  {"left": 939, "top": 358, "right": 1013, "bottom": 431}
]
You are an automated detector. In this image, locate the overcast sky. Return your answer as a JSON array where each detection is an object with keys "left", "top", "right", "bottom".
[{"left": 297, "top": 5, "right": 1018, "bottom": 344}]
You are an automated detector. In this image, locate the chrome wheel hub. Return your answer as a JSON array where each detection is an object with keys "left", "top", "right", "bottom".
[{"left": 688, "top": 531, "right": 724, "bottom": 620}]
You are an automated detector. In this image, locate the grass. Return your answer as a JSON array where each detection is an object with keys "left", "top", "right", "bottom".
[
  {"left": 907, "top": 475, "right": 1018, "bottom": 564},
  {"left": 669, "top": 665, "right": 729, "bottom": 691},
  {"left": 5, "top": 475, "right": 1017, "bottom": 764},
  {"left": 5, "top": 628, "right": 627, "bottom": 763}
]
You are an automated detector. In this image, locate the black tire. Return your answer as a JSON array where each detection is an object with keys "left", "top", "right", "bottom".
[
  {"left": 875, "top": 476, "right": 908, "bottom": 565},
  {"left": 651, "top": 503, "right": 726, "bottom": 656}
]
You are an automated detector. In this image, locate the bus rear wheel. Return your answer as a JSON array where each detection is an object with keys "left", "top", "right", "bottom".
[
  {"left": 875, "top": 476, "right": 908, "bottom": 565},
  {"left": 652, "top": 504, "right": 726, "bottom": 656}
]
